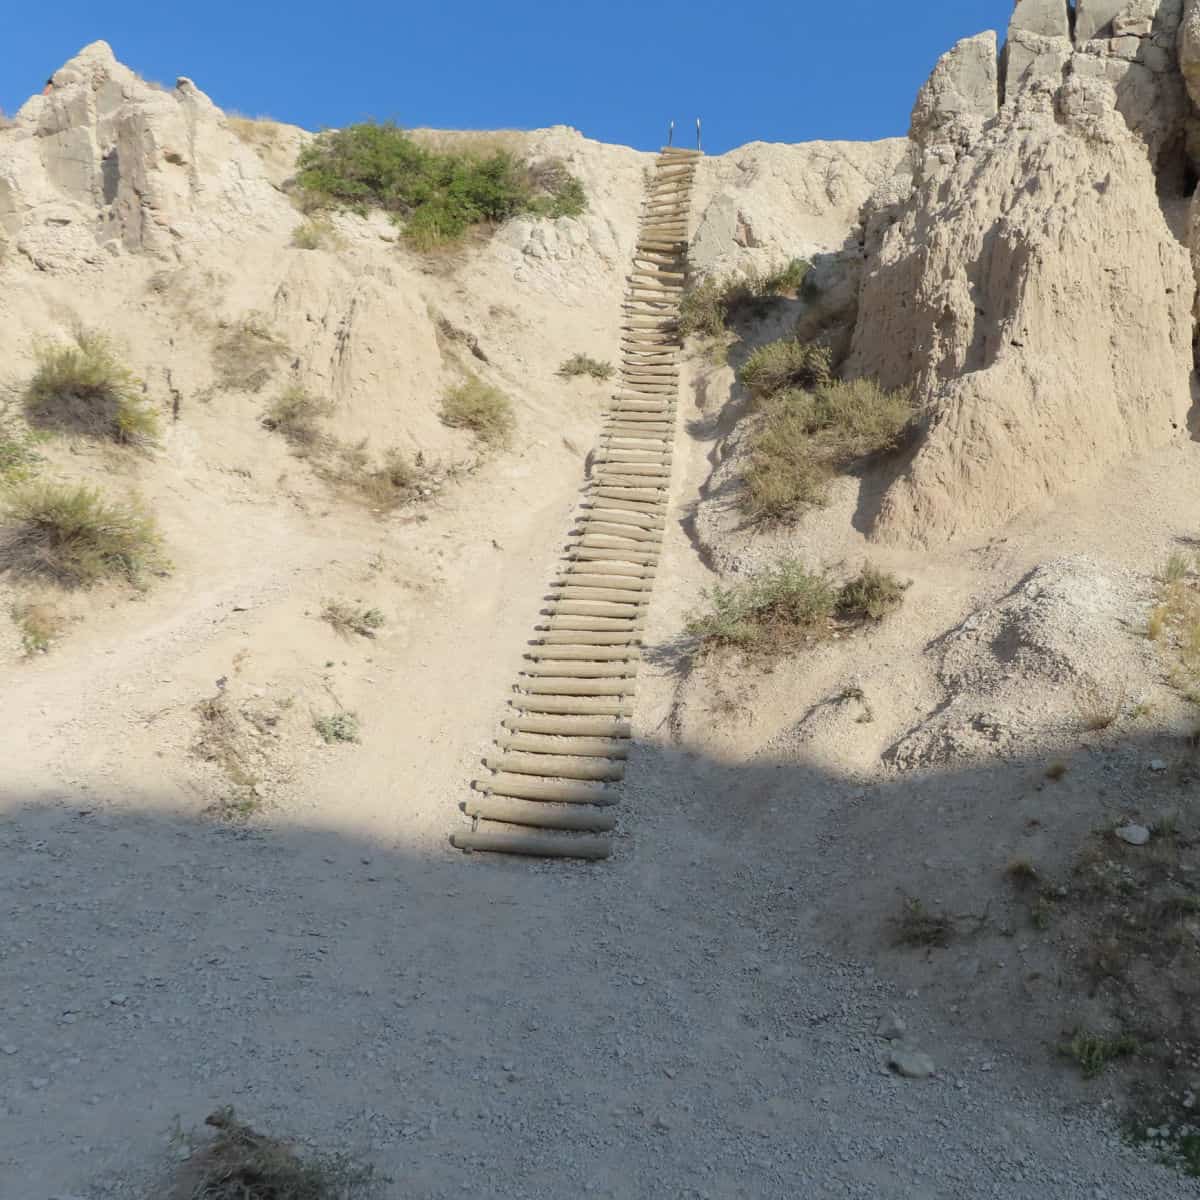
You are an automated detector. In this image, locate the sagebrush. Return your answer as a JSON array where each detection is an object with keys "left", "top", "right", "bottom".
[
  {"left": 679, "top": 258, "right": 811, "bottom": 338},
  {"left": 557, "top": 353, "right": 614, "bottom": 381},
  {"left": 24, "top": 330, "right": 158, "bottom": 445},
  {"left": 261, "top": 385, "right": 332, "bottom": 450},
  {"left": 0, "top": 481, "right": 166, "bottom": 588},
  {"left": 294, "top": 121, "right": 586, "bottom": 249},
  {"left": 440, "top": 375, "right": 514, "bottom": 447}
]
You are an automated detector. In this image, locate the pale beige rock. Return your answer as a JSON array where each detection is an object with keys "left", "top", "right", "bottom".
[
  {"left": 910, "top": 32, "right": 1000, "bottom": 150},
  {"left": 1003, "top": 29, "right": 1074, "bottom": 98},
  {"left": 1010, "top": 0, "right": 1071, "bottom": 38},
  {"left": 847, "top": 74, "right": 1193, "bottom": 547},
  {"left": 1181, "top": 0, "right": 1200, "bottom": 104},
  {"left": 1075, "top": 0, "right": 1128, "bottom": 39}
]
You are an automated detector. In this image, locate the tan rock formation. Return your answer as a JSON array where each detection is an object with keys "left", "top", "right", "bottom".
[
  {"left": 847, "top": 66, "right": 1194, "bottom": 546},
  {"left": 910, "top": 32, "right": 999, "bottom": 150}
]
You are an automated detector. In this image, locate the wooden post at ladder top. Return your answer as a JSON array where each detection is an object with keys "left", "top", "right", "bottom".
[
  {"left": 696, "top": 118, "right": 702, "bottom": 152},
  {"left": 667, "top": 119, "right": 674, "bottom": 147}
]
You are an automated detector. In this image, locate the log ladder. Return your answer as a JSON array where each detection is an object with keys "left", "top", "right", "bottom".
[{"left": 450, "top": 146, "right": 701, "bottom": 860}]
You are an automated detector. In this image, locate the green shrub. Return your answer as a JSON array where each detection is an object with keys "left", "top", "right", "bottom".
[
  {"left": 557, "top": 353, "right": 614, "bottom": 381},
  {"left": 261, "top": 385, "right": 332, "bottom": 451},
  {"left": 440, "top": 375, "right": 514, "bottom": 447},
  {"left": 686, "top": 559, "right": 837, "bottom": 649},
  {"left": 740, "top": 352, "right": 915, "bottom": 523},
  {"left": 0, "top": 417, "right": 43, "bottom": 485},
  {"left": 837, "top": 564, "right": 907, "bottom": 621},
  {"left": 744, "top": 395, "right": 834, "bottom": 521},
  {"left": 0, "top": 481, "right": 166, "bottom": 588},
  {"left": 315, "top": 711, "right": 360, "bottom": 744},
  {"left": 294, "top": 121, "right": 585, "bottom": 249},
  {"left": 740, "top": 341, "right": 831, "bottom": 400},
  {"left": 1058, "top": 1030, "right": 1140, "bottom": 1079},
  {"left": 290, "top": 218, "right": 333, "bottom": 250},
  {"left": 24, "top": 331, "right": 158, "bottom": 445},
  {"left": 213, "top": 317, "right": 288, "bottom": 393},
  {"left": 679, "top": 259, "right": 813, "bottom": 339}
]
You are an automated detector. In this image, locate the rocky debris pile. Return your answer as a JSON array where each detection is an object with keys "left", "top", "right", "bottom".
[
  {"left": 845, "top": 0, "right": 1198, "bottom": 547},
  {"left": 887, "top": 557, "right": 1158, "bottom": 769}
]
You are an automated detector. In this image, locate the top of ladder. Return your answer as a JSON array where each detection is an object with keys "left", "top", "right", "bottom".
[{"left": 659, "top": 147, "right": 703, "bottom": 158}]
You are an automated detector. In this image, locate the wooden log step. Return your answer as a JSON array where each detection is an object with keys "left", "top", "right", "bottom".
[
  {"left": 546, "top": 598, "right": 645, "bottom": 617},
  {"left": 553, "top": 573, "right": 653, "bottom": 593},
  {"left": 592, "top": 474, "right": 669, "bottom": 490},
  {"left": 526, "top": 642, "right": 643, "bottom": 659},
  {"left": 509, "top": 694, "right": 632, "bottom": 714},
  {"left": 541, "top": 613, "right": 642, "bottom": 630},
  {"left": 521, "top": 659, "right": 638, "bottom": 677},
  {"left": 620, "top": 362, "right": 678, "bottom": 374},
  {"left": 559, "top": 557, "right": 656, "bottom": 577},
  {"left": 595, "top": 450, "right": 672, "bottom": 465},
  {"left": 591, "top": 487, "right": 668, "bottom": 505},
  {"left": 569, "top": 548, "right": 657, "bottom": 567},
  {"left": 576, "top": 533, "right": 663, "bottom": 552},
  {"left": 451, "top": 829, "right": 612, "bottom": 859},
  {"left": 503, "top": 714, "right": 632, "bottom": 737},
  {"left": 486, "top": 754, "right": 625, "bottom": 782},
  {"left": 579, "top": 507, "right": 665, "bottom": 529},
  {"left": 584, "top": 494, "right": 667, "bottom": 515},
  {"left": 591, "top": 464, "right": 671, "bottom": 478},
  {"left": 535, "top": 630, "right": 641, "bottom": 646},
  {"left": 631, "top": 268, "right": 686, "bottom": 281},
  {"left": 517, "top": 677, "right": 635, "bottom": 696},
  {"left": 476, "top": 772, "right": 622, "bottom": 804},
  {"left": 503, "top": 734, "right": 630, "bottom": 759},
  {"left": 576, "top": 525, "right": 662, "bottom": 546},
  {"left": 463, "top": 796, "right": 618, "bottom": 833},
  {"left": 552, "top": 586, "right": 653, "bottom": 604}
]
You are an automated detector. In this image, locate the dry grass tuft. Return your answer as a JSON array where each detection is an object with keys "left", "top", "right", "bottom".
[
  {"left": 1045, "top": 760, "right": 1069, "bottom": 781},
  {"left": 1058, "top": 1030, "right": 1141, "bottom": 1079},
  {"left": 836, "top": 563, "right": 907, "bottom": 621},
  {"left": 440, "top": 375, "right": 514, "bottom": 448},
  {"left": 316, "top": 442, "right": 432, "bottom": 511},
  {"left": 741, "top": 353, "right": 914, "bottom": 524},
  {"left": 290, "top": 218, "right": 335, "bottom": 250},
  {"left": 1147, "top": 551, "right": 1200, "bottom": 702},
  {"left": 10, "top": 599, "right": 67, "bottom": 655},
  {"left": 557, "top": 353, "right": 614, "bottom": 381},
  {"left": 213, "top": 317, "right": 289, "bottom": 393},
  {"left": 178, "top": 1106, "right": 376, "bottom": 1200},
  {"left": 24, "top": 330, "right": 158, "bottom": 445},
  {"left": 261, "top": 386, "right": 332, "bottom": 451},
  {"left": 678, "top": 259, "right": 812, "bottom": 339},
  {"left": 226, "top": 113, "right": 285, "bottom": 150},
  {"left": 315, "top": 711, "right": 360, "bottom": 744},
  {"left": 321, "top": 600, "right": 384, "bottom": 639},
  {"left": 0, "top": 481, "right": 166, "bottom": 588},
  {"left": 889, "top": 897, "right": 954, "bottom": 948},
  {"left": 1075, "top": 679, "right": 1126, "bottom": 731}
]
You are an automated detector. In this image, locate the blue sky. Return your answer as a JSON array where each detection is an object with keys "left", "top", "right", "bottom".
[{"left": 2, "top": 2, "right": 1013, "bottom": 153}]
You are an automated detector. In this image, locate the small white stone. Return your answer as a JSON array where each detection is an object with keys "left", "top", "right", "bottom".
[
  {"left": 1149, "top": 759, "right": 1168, "bottom": 772},
  {"left": 1116, "top": 824, "right": 1150, "bottom": 846}
]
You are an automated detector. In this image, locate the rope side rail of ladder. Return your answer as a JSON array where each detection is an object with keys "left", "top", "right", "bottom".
[{"left": 449, "top": 146, "right": 702, "bottom": 860}]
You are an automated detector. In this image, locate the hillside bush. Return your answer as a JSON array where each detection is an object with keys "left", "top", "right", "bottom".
[
  {"left": 261, "top": 385, "right": 332, "bottom": 451},
  {"left": 679, "top": 258, "right": 812, "bottom": 338},
  {"left": 440, "top": 375, "right": 514, "bottom": 447},
  {"left": 295, "top": 121, "right": 586, "bottom": 249},
  {"left": 24, "top": 331, "right": 158, "bottom": 445},
  {"left": 0, "top": 481, "right": 166, "bottom": 587},
  {"left": 557, "top": 353, "right": 614, "bottom": 381}
]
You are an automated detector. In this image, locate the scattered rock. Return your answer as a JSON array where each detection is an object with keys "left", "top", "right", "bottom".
[
  {"left": 876, "top": 1010, "right": 908, "bottom": 1041},
  {"left": 1149, "top": 758, "right": 1168, "bottom": 772},
  {"left": 888, "top": 1047, "right": 937, "bottom": 1079},
  {"left": 1116, "top": 824, "right": 1151, "bottom": 846}
]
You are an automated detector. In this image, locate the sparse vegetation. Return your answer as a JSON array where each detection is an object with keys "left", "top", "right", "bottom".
[
  {"left": 290, "top": 218, "right": 334, "bottom": 250},
  {"left": 557, "top": 353, "right": 614, "bottom": 381},
  {"left": 678, "top": 258, "right": 812, "bottom": 339},
  {"left": 315, "top": 711, "right": 360, "bottom": 744},
  {"left": 1147, "top": 550, "right": 1200, "bottom": 702},
  {"left": 1075, "top": 678, "right": 1126, "bottom": 731},
  {"left": 10, "top": 599, "right": 66, "bottom": 655},
  {"left": 213, "top": 317, "right": 288, "bottom": 393},
  {"left": 261, "top": 385, "right": 332, "bottom": 451},
  {"left": 321, "top": 600, "right": 384, "bottom": 639},
  {"left": 0, "top": 412, "right": 43, "bottom": 484},
  {"left": 741, "top": 349, "right": 914, "bottom": 523},
  {"left": 440, "top": 375, "right": 514, "bottom": 447},
  {"left": 194, "top": 694, "right": 260, "bottom": 816},
  {"left": 1045, "top": 760, "right": 1069, "bottom": 781},
  {"left": 889, "top": 897, "right": 954, "bottom": 948},
  {"left": 294, "top": 121, "right": 586, "bottom": 249},
  {"left": 175, "top": 1106, "right": 377, "bottom": 1200},
  {"left": 0, "top": 481, "right": 166, "bottom": 588},
  {"left": 225, "top": 113, "right": 285, "bottom": 151},
  {"left": 24, "top": 330, "right": 158, "bottom": 445},
  {"left": 836, "top": 564, "right": 906, "bottom": 621},
  {"left": 687, "top": 559, "right": 907, "bottom": 652},
  {"left": 740, "top": 341, "right": 831, "bottom": 400},
  {"left": 1058, "top": 1030, "right": 1141, "bottom": 1079},
  {"left": 1005, "top": 858, "right": 1039, "bottom": 885},
  {"left": 312, "top": 441, "right": 433, "bottom": 511}
]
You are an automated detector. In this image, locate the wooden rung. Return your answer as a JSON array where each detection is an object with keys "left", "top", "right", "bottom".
[
  {"left": 541, "top": 613, "right": 642, "bottom": 629},
  {"left": 516, "top": 677, "right": 636, "bottom": 696},
  {"left": 534, "top": 631, "right": 643, "bottom": 646},
  {"left": 526, "top": 642, "right": 643, "bottom": 658},
  {"left": 509, "top": 693, "right": 633, "bottom": 714},
  {"left": 552, "top": 586, "right": 653, "bottom": 604},
  {"left": 463, "top": 796, "right": 618, "bottom": 833},
  {"left": 485, "top": 753, "right": 625, "bottom": 782},
  {"left": 557, "top": 558, "right": 656, "bottom": 576},
  {"left": 451, "top": 829, "right": 612, "bottom": 859},
  {"left": 476, "top": 772, "right": 622, "bottom": 804},
  {"left": 546, "top": 598, "right": 646, "bottom": 616},
  {"left": 521, "top": 657, "right": 639, "bottom": 677},
  {"left": 502, "top": 735, "right": 630, "bottom": 759},
  {"left": 503, "top": 715, "right": 632, "bottom": 736}
]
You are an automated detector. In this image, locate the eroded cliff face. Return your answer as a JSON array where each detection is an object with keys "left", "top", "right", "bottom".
[{"left": 845, "top": 1, "right": 1199, "bottom": 547}]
